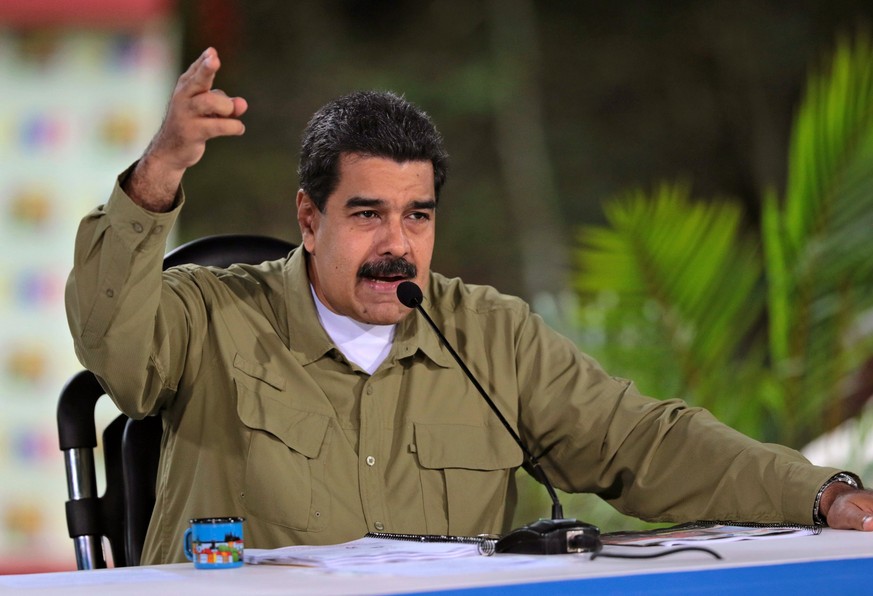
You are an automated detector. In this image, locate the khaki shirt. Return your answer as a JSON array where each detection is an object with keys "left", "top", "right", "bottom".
[{"left": 66, "top": 177, "right": 840, "bottom": 564}]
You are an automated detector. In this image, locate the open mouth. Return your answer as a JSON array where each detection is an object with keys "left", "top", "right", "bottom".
[
  {"left": 366, "top": 274, "right": 407, "bottom": 283},
  {"left": 361, "top": 274, "right": 410, "bottom": 294},
  {"left": 358, "top": 259, "right": 416, "bottom": 285}
]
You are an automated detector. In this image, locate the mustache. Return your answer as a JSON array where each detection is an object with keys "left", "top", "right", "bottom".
[{"left": 358, "top": 257, "right": 417, "bottom": 279}]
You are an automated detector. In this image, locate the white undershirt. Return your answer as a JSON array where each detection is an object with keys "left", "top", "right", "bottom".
[{"left": 311, "top": 285, "right": 396, "bottom": 375}]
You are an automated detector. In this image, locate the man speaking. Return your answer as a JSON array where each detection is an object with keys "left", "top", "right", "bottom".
[{"left": 66, "top": 48, "right": 873, "bottom": 564}]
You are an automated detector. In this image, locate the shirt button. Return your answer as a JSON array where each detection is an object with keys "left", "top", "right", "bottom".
[
  {"left": 366, "top": 455, "right": 376, "bottom": 466},
  {"left": 154, "top": 225, "right": 163, "bottom": 233},
  {"left": 132, "top": 222, "right": 144, "bottom": 233},
  {"left": 366, "top": 386, "right": 374, "bottom": 395},
  {"left": 105, "top": 288, "right": 115, "bottom": 298},
  {"left": 374, "top": 522, "right": 384, "bottom": 531}
]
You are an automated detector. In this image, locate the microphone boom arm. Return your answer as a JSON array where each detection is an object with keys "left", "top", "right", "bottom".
[
  {"left": 411, "top": 298, "right": 564, "bottom": 519},
  {"left": 397, "top": 281, "right": 601, "bottom": 554}
]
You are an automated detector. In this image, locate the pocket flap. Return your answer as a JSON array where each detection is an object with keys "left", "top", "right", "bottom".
[
  {"left": 233, "top": 353, "right": 287, "bottom": 391},
  {"left": 414, "top": 422, "right": 523, "bottom": 470},
  {"left": 234, "top": 357, "right": 328, "bottom": 459}
]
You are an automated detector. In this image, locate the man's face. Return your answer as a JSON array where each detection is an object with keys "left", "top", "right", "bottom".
[{"left": 297, "top": 153, "right": 436, "bottom": 325}]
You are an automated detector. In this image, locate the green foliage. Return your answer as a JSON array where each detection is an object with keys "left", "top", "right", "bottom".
[
  {"left": 768, "top": 34, "right": 873, "bottom": 442},
  {"left": 573, "top": 34, "right": 873, "bottom": 449}
]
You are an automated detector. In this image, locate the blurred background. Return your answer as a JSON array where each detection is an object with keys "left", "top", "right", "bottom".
[{"left": 1, "top": 0, "right": 872, "bottom": 572}]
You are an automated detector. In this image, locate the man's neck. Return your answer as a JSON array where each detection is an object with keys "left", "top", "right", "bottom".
[{"left": 310, "top": 285, "right": 395, "bottom": 374}]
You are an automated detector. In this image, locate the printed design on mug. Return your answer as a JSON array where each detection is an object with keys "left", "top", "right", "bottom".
[{"left": 192, "top": 531, "right": 243, "bottom": 565}]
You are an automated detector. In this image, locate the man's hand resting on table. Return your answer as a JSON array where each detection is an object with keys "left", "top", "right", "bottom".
[{"left": 820, "top": 483, "right": 873, "bottom": 530}]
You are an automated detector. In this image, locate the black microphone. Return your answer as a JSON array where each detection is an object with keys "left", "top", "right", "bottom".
[{"left": 397, "top": 281, "right": 601, "bottom": 555}]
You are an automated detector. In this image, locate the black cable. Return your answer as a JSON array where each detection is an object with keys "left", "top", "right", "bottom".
[{"left": 591, "top": 546, "right": 722, "bottom": 560}]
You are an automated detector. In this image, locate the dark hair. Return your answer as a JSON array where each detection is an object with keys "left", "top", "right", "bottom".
[{"left": 298, "top": 91, "right": 449, "bottom": 211}]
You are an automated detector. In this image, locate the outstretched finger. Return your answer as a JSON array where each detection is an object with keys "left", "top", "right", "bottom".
[{"left": 180, "top": 47, "right": 221, "bottom": 97}]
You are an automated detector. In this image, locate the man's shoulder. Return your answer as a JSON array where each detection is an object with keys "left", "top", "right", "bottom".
[
  {"left": 164, "top": 256, "right": 287, "bottom": 300},
  {"left": 428, "top": 272, "right": 529, "bottom": 317}
]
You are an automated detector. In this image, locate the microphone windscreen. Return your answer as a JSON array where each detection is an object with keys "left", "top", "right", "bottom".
[{"left": 397, "top": 281, "right": 423, "bottom": 308}]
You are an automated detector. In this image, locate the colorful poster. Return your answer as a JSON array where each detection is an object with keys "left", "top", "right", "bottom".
[{"left": 0, "top": 4, "right": 178, "bottom": 571}]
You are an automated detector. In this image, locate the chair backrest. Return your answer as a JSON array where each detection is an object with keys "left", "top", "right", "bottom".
[{"left": 58, "top": 234, "right": 296, "bottom": 569}]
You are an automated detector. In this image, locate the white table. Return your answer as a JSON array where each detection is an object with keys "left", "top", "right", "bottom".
[{"left": 1, "top": 529, "right": 870, "bottom": 595}]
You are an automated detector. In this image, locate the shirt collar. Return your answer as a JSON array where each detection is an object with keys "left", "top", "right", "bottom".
[
  {"left": 282, "top": 248, "right": 452, "bottom": 369},
  {"left": 389, "top": 281, "right": 453, "bottom": 369},
  {"left": 283, "top": 248, "right": 334, "bottom": 365}
]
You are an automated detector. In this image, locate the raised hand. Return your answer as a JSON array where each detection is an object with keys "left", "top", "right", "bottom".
[{"left": 124, "top": 48, "right": 248, "bottom": 212}]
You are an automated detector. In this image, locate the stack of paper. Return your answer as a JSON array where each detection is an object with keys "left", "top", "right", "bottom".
[
  {"left": 245, "top": 537, "right": 481, "bottom": 568},
  {"left": 602, "top": 524, "right": 819, "bottom": 547}
]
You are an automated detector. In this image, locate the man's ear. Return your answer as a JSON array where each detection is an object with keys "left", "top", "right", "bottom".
[{"left": 296, "top": 190, "right": 318, "bottom": 253}]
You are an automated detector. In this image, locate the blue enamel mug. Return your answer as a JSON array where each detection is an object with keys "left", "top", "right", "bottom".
[{"left": 183, "top": 517, "right": 245, "bottom": 569}]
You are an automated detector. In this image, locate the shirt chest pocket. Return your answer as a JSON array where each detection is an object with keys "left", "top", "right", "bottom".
[
  {"left": 233, "top": 354, "right": 332, "bottom": 532},
  {"left": 414, "top": 422, "right": 523, "bottom": 536}
]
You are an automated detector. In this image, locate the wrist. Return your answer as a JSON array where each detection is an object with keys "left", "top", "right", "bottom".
[
  {"left": 813, "top": 472, "right": 861, "bottom": 525},
  {"left": 123, "top": 153, "right": 185, "bottom": 213}
]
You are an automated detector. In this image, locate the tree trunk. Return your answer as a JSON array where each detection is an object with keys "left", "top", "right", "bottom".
[{"left": 488, "top": 0, "right": 569, "bottom": 298}]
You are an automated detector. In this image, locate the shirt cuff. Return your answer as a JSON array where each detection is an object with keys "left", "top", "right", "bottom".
[{"left": 107, "top": 164, "right": 183, "bottom": 251}]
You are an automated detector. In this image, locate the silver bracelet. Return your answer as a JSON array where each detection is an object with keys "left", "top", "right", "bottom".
[{"left": 812, "top": 472, "right": 861, "bottom": 526}]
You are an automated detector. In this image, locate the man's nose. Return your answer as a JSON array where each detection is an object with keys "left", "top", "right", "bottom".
[{"left": 378, "top": 217, "right": 410, "bottom": 256}]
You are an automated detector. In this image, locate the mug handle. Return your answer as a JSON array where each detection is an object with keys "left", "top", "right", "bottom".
[{"left": 183, "top": 528, "right": 194, "bottom": 561}]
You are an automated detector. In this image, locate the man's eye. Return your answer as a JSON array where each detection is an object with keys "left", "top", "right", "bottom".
[
  {"left": 409, "top": 212, "right": 431, "bottom": 221},
  {"left": 355, "top": 211, "right": 377, "bottom": 219}
]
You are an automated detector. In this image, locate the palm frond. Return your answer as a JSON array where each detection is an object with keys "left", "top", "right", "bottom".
[
  {"left": 781, "top": 34, "right": 873, "bottom": 299},
  {"left": 573, "top": 34, "right": 873, "bottom": 447},
  {"left": 783, "top": 35, "right": 873, "bottom": 257},
  {"left": 574, "top": 184, "right": 764, "bottom": 413},
  {"left": 769, "top": 35, "right": 873, "bottom": 440}
]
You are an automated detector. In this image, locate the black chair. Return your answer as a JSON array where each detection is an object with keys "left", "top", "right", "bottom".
[{"left": 58, "top": 234, "right": 295, "bottom": 569}]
